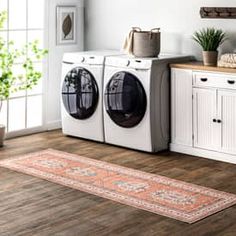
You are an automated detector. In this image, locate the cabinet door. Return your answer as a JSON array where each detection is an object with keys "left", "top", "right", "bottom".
[
  {"left": 193, "top": 88, "right": 220, "bottom": 150},
  {"left": 171, "top": 68, "right": 193, "bottom": 146},
  {"left": 218, "top": 90, "right": 236, "bottom": 154}
]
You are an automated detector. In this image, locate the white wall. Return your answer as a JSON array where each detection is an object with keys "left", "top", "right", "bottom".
[
  {"left": 45, "top": 0, "right": 236, "bottom": 130},
  {"left": 45, "top": 0, "right": 84, "bottom": 129},
  {"left": 84, "top": 0, "right": 236, "bottom": 59}
]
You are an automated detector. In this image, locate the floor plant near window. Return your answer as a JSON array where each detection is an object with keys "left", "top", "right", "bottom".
[{"left": 0, "top": 11, "right": 48, "bottom": 146}]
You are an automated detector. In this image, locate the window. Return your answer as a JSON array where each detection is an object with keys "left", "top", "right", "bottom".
[{"left": 0, "top": 0, "right": 46, "bottom": 136}]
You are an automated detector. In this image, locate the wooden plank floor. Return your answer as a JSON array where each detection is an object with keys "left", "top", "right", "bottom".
[{"left": 0, "top": 130, "right": 236, "bottom": 236}]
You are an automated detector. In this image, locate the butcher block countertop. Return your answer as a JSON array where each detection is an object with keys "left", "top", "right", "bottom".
[{"left": 170, "top": 61, "right": 236, "bottom": 74}]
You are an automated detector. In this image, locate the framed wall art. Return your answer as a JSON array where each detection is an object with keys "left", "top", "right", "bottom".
[{"left": 56, "top": 5, "right": 77, "bottom": 45}]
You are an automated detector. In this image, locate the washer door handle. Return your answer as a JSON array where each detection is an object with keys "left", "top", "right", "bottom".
[{"left": 126, "top": 60, "right": 130, "bottom": 67}]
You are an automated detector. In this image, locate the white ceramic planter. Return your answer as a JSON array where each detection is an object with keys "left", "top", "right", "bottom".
[{"left": 0, "top": 125, "right": 5, "bottom": 147}]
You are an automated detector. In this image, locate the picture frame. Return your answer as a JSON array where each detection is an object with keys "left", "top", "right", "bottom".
[{"left": 56, "top": 5, "right": 77, "bottom": 45}]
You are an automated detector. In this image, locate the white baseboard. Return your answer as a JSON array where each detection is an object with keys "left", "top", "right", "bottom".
[
  {"left": 170, "top": 143, "right": 236, "bottom": 164},
  {"left": 6, "top": 127, "right": 46, "bottom": 139},
  {"left": 46, "top": 120, "right": 62, "bottom": 130},
  {"left": 4, "top": 121, "right": 61, "bottom": 139}
]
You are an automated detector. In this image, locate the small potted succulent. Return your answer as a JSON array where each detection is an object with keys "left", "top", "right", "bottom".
[
  {"left": 193, "top": 28, "right": 226, "bottom": 66},
  {"left": 0, "top": 11, "right": 48, "bottom": 147}
]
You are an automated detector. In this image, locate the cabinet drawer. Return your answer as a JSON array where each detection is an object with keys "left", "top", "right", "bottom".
[{"left": 193, "top": 72, "right": 236, "bottom": 90}]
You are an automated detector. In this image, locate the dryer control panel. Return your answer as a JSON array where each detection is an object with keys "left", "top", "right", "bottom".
[
  {"left": 106, "top": 56, "right": 152, "bottom": 70},
  {"left": 63, "top": 53, "right": 105, "bottom": 65}
]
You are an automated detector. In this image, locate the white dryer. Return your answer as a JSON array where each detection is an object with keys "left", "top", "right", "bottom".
[
  {"left": 61, "top": 51, "right": 122, "bottom": 142},
  {"left": 103, "top": 54, "right": 192, "bottom": 152}
]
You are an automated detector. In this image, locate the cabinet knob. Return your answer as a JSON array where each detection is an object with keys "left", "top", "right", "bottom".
[
  {"left": 213, "top": 119, "right": 217, "bottom": 122},
  {"left": 217, "top": 119, "right": 222, "bottom": 123},
  {"left": 200, "top": 78, "right": 208, "bottom": 82}
]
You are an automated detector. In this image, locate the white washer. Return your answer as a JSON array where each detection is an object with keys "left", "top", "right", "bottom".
[
  {"left": 103, "top": 54, "right": 192, "bottom": 152},
  {"left": 61, "top": 51, "right": 122, "bottom": 142}
]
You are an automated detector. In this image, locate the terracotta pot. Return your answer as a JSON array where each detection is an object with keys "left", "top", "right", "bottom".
[
  {"left": 202, "top": 51, "right": 218, "bottom": 66},
  {"left": 0, "top": 125, "right": 5, "bottom": 147}
]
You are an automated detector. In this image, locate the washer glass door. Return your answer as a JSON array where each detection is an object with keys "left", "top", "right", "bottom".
[
  {"left": 62, "top": 67, "right": 99, "bottom": 119},
  {"left": 105, "top": 72, "right": 147, "bottom": 128}
]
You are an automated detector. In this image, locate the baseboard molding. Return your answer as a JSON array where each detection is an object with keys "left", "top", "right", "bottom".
[
  {"left": 6, "top": 127, "right": 46, "bottom": 139},
  {"left": 46, "top": 120, "right": 62, "bottom": 131},
  {"left": 170, "top": 143, "right": 236, "bottom": 164},
  {"left": 5, "top": 120, "right": 61, "bottom": 140}
]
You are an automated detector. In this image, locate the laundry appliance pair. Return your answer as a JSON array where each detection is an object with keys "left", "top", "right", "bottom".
[{"left": 61, "top": 51, "right": 191, "bottom": 152}]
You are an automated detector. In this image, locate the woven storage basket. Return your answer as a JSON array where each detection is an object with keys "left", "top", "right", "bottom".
[{"left": 133, "top": 28, "right": 161, "bottom": 57}]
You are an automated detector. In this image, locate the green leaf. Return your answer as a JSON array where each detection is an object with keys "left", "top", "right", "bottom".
[
  {"left": 193, "top": 28, "right": 227, "bottom": 51},
  {"left": 0, "top": 10, "right": 48, "bottom": 102}
]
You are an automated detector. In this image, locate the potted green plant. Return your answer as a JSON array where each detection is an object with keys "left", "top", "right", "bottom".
[
  {"left": 0, "top": 11, "right": 48, "bottom": 147},
  {"left": 193, "top": 28, "right": 226, "bottom": 66}
]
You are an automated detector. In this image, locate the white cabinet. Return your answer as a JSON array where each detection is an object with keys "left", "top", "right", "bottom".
[
  {"left": 193, "top": 88, "right": 220, "bottom": 151},
  {"left": 171, "top": 66, "right": 236, "bottom": 164},
  {"left": 193, "top": 88, "right": 236, "bottom": 155},
  {"left": 218, "top": 90, "right": 236, "bottom": 154},
  {"left": 171, "top": 68, "right": 193, "bottom": 146}
]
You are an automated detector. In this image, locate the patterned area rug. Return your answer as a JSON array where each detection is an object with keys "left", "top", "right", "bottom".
[{"left": 0, "top": 149, "right": 235, "bottom": 224}]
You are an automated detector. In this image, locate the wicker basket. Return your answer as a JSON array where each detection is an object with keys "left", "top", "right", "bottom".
[{"left": 132, "top": 28, "right": 161, "bottom": 57}]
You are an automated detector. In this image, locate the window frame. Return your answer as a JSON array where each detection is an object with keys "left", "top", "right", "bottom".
[{"left": 0, "top": 0, "right": 48, "bottom": 138}]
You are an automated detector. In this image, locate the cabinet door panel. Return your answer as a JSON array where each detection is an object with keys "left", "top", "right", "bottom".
[
  {"left": 218, "top": 90, "right": 236, "bottom": 154},
  {"left": 193, "top": 88, "right": 220, "bottom": 150},
  {"left": 171, "top": 69, "right": 193, "bottom": 146}
]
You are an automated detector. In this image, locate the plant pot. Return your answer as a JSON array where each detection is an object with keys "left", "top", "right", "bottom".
[
  {"left": 202, "top": 51, "right": 218, "bottom": 66},
  {"left": 0, "top": 125, "right": 6, "bottom": 147}
]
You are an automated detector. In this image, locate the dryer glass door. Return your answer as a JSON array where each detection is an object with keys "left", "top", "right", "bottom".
[
  {"left": 105, "top": 72, "right": 147, "bottom": 128},
  {"left": 62, "top": 67, "right": 99, "bottom": 119}
]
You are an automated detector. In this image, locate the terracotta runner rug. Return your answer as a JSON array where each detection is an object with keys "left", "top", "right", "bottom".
[{"left": 0, "top": 149, "right": 235, "bottom": 224}]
